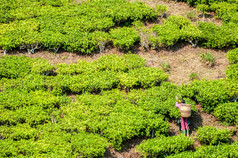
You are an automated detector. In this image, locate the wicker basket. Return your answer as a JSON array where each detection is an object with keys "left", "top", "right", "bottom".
[{"left": 180, "top": 104, "right": 191, "bottom": 118}]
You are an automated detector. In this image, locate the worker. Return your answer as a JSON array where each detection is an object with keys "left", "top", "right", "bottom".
[{"left": 175, "top": 99, "right": 190, "bottom": 136}]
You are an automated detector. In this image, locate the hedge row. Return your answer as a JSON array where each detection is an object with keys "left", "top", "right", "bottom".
[
  {"left": 0, "top": 0, "right": 157, "bottom": 53},
  {"left": 0, "top": 130, "right": 109, "bottom": 158},
  {"left": 167, "top": 143, "right": 238, "bottom": 158},
  {"left": 136, "top": 135, "right": 194, "bottom": 158},
  {"left": 0, "top": 55, "right": 168, "bottom": 94},
  {"left": 195, "top": 126, "right": 232, "bottom": 145},
  {"left": 1, "top": 0, "right": 238, "bottom": 54}
]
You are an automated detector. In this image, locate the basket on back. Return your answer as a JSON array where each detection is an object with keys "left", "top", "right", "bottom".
[{"left": 180, "top": 104, "right": 191, "bottom": 118}]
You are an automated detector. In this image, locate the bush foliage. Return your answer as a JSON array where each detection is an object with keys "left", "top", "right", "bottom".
[
  {"left": 167, "top": 143, "right": 238, "bottom": 158},
  {"left": 136, "top": 135, "right": 194, "bottom": 158},
  {"left": 196, "top": 126, "right": 232, "bottom": 145},
  {"left": 0, "top": 0, "right": 157, "bottom": 54},
  {"left": 214, "top": 102, "right": 238, "bottom": 125},
  {"left": 1, "top": 0, "right": 238, "bottom": 53}
]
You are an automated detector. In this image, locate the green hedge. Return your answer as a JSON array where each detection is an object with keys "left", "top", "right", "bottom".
[
  {"left": 0, "top": 74, "right": 48, "bottom": 92},
  {"left": 167, "top": 143, "right": 238, "bottom": 158},
  {"left": 60, "top": 92, "right": 170, "bottom": 150},
  {"left": 196, "top": 126, "right": 232, "bottom": 145},
  {"left": 0, "top": 106, "right": 52, "bottom": 126},
  {"left": 226, "top": 48, "right": 238, "bottom": 80},
  {"left": 0, "top": 131, "right": 108, "bottom": 158},
  {"left": 0, "top": 56, "right": 54, "bottom": 79},
  {"left": 226, "top": 63, "right": 238, "bottom": 80},
  {"left": 0, "top": 55, "right": 167, "bottom": 94},
  {"left": 136, "top": 135, "right": 194, "bottom": 158},
  {"left": 131, "top": 83, "right": 196, "bottom": 119},
  {"left": 55, "top": 54, "right": 146, "bottom": 75},
  {"left": 0, "top": 90, "right": 67, "bottom": 110},
  {"left": 214, "top": 102, "right": 238, "bottom": 125},
  {"left": 110, "top": 27, "right": 140, "bottom": 50},
  {"left": 227, "top": 48, "right": 238, "bottom": 64},
  {"left": 198, "top": 22, "right": 238, "bottom": 48},
  {"left": 0, "top": 123, "right": 38, "bottom": 140},
  {"left": 2, "top": 0, "right": 238, "bottom": 53},
  {"left": 180, "top": 80, "right": 230, "bottom": 113},
  {"left": 0, "top": 0, "right": 157, "bottom": 54}
]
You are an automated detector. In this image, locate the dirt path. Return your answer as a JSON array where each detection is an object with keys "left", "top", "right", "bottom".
[
  {"left": 104, "top": 137, "right": 145, "bottom": 158},
  {"left": 137, "top": 44, "right": 229, "bottom": 85}
]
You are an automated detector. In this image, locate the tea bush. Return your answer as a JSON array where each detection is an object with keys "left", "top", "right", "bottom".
[
  {"left": 227, "top": 48, "right": 238, "bottom": 64},
  {"left": 196, "top": 126, "right": 232, "bottom": 145},
  {"left": 136, "top": 135, "right": 194, "bottom": 158},
  {"left": 214, "top": 102, "right": 238, "bottom": 125},
  {"left": 167, "top": 143, "right": 238, "bottom": 158}
]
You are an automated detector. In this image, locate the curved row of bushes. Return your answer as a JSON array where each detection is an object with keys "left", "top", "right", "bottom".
[
  {"left": 182, "top": 0, "right": 238, "bottom": 23},
  {"left": 0, "top": 55, "right": 168, "bottom": 94},
  {"left": 0, "top": 0, "right": 157, "bottom": 53},
  {"left": 1, "top": 0, "right": 238, "bottom": 54},
  {"left": 136, "top": 126, "right": 234, "bottom": 157},
  {"left": 167, "top": 143, "right": 238, "bottom": 158},
  {"left": 1, "top": 15, "right": 238, "bottom": 53}
]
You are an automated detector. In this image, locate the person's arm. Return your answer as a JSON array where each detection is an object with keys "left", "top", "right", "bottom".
[{"left": 175, "top": 102, "right": 180, "bottom": 109}]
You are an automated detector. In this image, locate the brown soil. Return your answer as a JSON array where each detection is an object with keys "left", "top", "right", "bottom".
[
  {"left": 138, "top": 43, "right": 229, "bottom": 85},
  {"left": 104, "top": 137, "right": 146, "bottom": 158}
]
